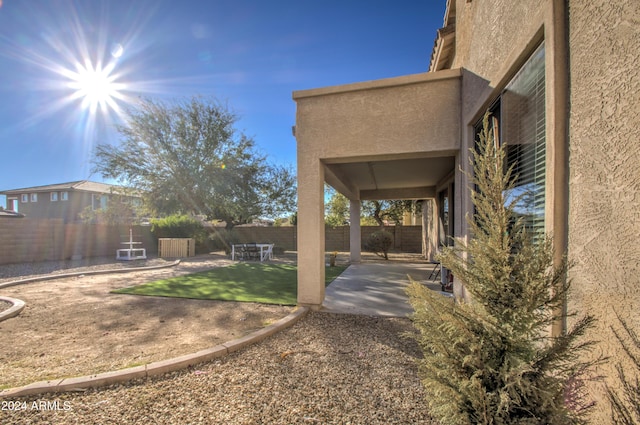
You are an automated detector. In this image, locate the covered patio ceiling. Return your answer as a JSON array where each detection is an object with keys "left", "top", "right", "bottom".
[{"left": 324, "top": 154, "right": 456, "bottom": 201}]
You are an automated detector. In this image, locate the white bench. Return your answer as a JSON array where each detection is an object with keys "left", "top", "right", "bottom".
[
  {"left": 116, "top": 247, "right": 147, "bottom": 261},
  {"left": 116, "top": 228, "right": 147, "bottom": 261}
]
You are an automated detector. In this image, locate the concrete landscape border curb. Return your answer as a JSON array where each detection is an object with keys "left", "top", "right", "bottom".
[
  {"left": 0, "top": 307, "right": 308, "bottom": 398},
  {"left": 0, "top": 296, "right": 26, "bottom": 322},
  {"left": 0, "top": 258, "right": 310, "bottom": 397},
  {"left": 0, "top": 259, "right": 181, "bottom": 323},
  {"left": 0, "top": 259, "right": 181, "bottom": 291}
]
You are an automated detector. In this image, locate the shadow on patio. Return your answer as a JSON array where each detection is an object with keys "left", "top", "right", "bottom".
[{"left": 319, "top": 252, "right": 446, "bottom": 317}]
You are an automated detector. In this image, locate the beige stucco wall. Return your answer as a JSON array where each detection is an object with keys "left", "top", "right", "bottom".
[
  {"left": 567, "top": 0, "right": 640, "bottom": 422},
  {"left": 294, "top": 70, "right": 461, "bottom": 161},
  {"left": 454, "top": 0, "right": 546, "bottom": 124},
  {"left": 450, "top": 0, "right": 640, "bottom": 420}
]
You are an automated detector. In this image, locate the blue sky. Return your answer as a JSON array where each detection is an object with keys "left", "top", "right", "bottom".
[{"left": 0, "top": 0, "right": 446, "bottom": 208}]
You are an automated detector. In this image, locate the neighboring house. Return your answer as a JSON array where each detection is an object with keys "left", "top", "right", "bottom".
[
  {"left": 293, "top": 1, "right": 638, "bottom": 421},
  {"left": 0, "top": 180, "right": 140, "bottom": 223}
]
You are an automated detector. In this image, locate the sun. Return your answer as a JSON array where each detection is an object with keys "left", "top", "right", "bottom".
[
  {"left": 67, "top": 59, "right": 124, "bottom": 114},
  {"left": 75, "top": 64, "right": 114, "bottom": 105}
]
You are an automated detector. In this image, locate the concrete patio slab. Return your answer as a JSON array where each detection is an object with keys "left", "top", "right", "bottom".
[{"left": 322, "top": 262, "right": 436, "bottom": 317}]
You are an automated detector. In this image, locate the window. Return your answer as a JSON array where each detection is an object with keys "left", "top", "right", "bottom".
[
  {"left": 61, "top": 191, "right": 69, "bottom": 201},
  {"left": 475, "top": 42, "right": 546, "bottom": 235},
  {"left": 51, "top": 192, "right": 58, "bottom": 202},
  {"left": 92, "top": 194, "right": 108, "bottom": 210},
  {"left": 502, "top": 43, "right": 546, "bottom": 234},
  {"left": 30, "top": 193, "right": 38, "bottom": 202},
  {"left": 21, "top": 194, "right": 29, "bottom": 203}
]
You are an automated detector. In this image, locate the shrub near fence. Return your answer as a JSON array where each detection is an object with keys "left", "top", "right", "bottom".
[{"left": 325, "top": 225, "right": 422, "bottom": 252}]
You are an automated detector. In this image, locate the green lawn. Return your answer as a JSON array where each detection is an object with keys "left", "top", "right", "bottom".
[{"left": 112, "top": 263, "right": 348, "bottom": 305}]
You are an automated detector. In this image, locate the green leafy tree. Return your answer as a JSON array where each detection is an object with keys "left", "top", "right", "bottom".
[
  {"left": 406, "top": 114, "right": 598, "bottom": 425},
  {"left": 325, "top": 185, "right": 349, "bottom": 227},
  {"left": 79, "top": 187, "right": 147, "bottom": 225},
  {"left": 324, "top": 187, "right": 418, "bottom": 227},
  {"left": 362, "top": 200, "right": 416, "bottom": 226},
  {"left": 92, "top": 96, "right": 296, "bottom": 229},
  {"left": 150, "top": 214, "right": 205, "bottom": 240}
]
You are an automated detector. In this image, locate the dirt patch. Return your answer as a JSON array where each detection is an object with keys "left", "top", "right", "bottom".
[
  {"left": 0, "top": 256, "right": 293, "bottom": 389},
  {"left": 0, "top": 300, "right": 12, "bottom": 312}
]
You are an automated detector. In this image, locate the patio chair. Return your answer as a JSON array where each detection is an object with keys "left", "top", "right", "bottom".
[
  {"left": 427, "top": 262, "right": 441, "bottom": 280},
  {"left": 235, "top": 244, "right": 248, "bottom": 260},
  {"left": 245, "top": 243, "right": 260, "bottom": 261},
  {"left": 261, "top": 243, "right": 274, "bottom": 261}
]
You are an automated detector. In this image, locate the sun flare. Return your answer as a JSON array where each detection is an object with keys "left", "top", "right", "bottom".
[{"left": 67, "top": 60, "right": 124, "bottom": 113}]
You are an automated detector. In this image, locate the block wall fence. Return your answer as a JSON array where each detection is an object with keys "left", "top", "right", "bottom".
[
  {"left": 219, "top": 225, "right": 422, "bottom": 253},
  {"left": 0, "top": 220, "right": 156, "bottom": 265},
  {"left": 0, "top": 219, "right": 422, "bottom": 265}
]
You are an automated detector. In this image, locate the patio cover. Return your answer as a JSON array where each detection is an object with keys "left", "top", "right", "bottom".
[{"left": 293, "top": 68, "right": 462, "bottom": 308}]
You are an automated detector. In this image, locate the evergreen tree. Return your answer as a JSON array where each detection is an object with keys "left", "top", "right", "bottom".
[{"left": 406, "top": 114, "right": 597, "bottom": 425}]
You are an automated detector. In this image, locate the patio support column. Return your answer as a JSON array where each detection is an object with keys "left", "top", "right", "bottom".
[
  {"left": 422, "top": 199, "right": 438, "bottom": 261},
  {"left": 349, "top": 199, "right": 361, "bottom": 263},
  {"left": 296, "top": 159, "right": 326, "bottom": 309}
]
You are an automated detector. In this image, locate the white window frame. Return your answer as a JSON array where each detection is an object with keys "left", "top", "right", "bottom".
[
  {"left": 61, "top": 191, "right": 69, "bottom": 201},
  {"left": 21, "top": 194, "right": 29, "bottom": 203},
  {"left": 30, "top": 193, "right": 38, "bottom": 202},
  {"left": 51, "top": 192, "right": 58, "bottom": 202}
]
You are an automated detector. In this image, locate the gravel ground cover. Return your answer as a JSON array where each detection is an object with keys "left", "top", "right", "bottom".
[
  {"left": 1, "top": 251, "right": 436, "bottom": 424},
  {"left": 0, "top": 254, "right": 293, "bottom": 389},
  {"left": 0, "top": 256, "right": 172, "bottom": 284},
  {"left": 1, "top": 312, "right": 436, "bottom": 425}
]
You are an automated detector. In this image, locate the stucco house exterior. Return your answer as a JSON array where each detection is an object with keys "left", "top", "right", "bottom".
[
  {"left": 0, "top": 180, "right": 139, "bottom": 223},
  {"left": 293, "top": 0, "right": 639, "bottom": 420}
]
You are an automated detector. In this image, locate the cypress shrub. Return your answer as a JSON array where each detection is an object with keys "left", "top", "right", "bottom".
[{"left": 406, "top": 114, "right": 598, "bottom": 425}]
